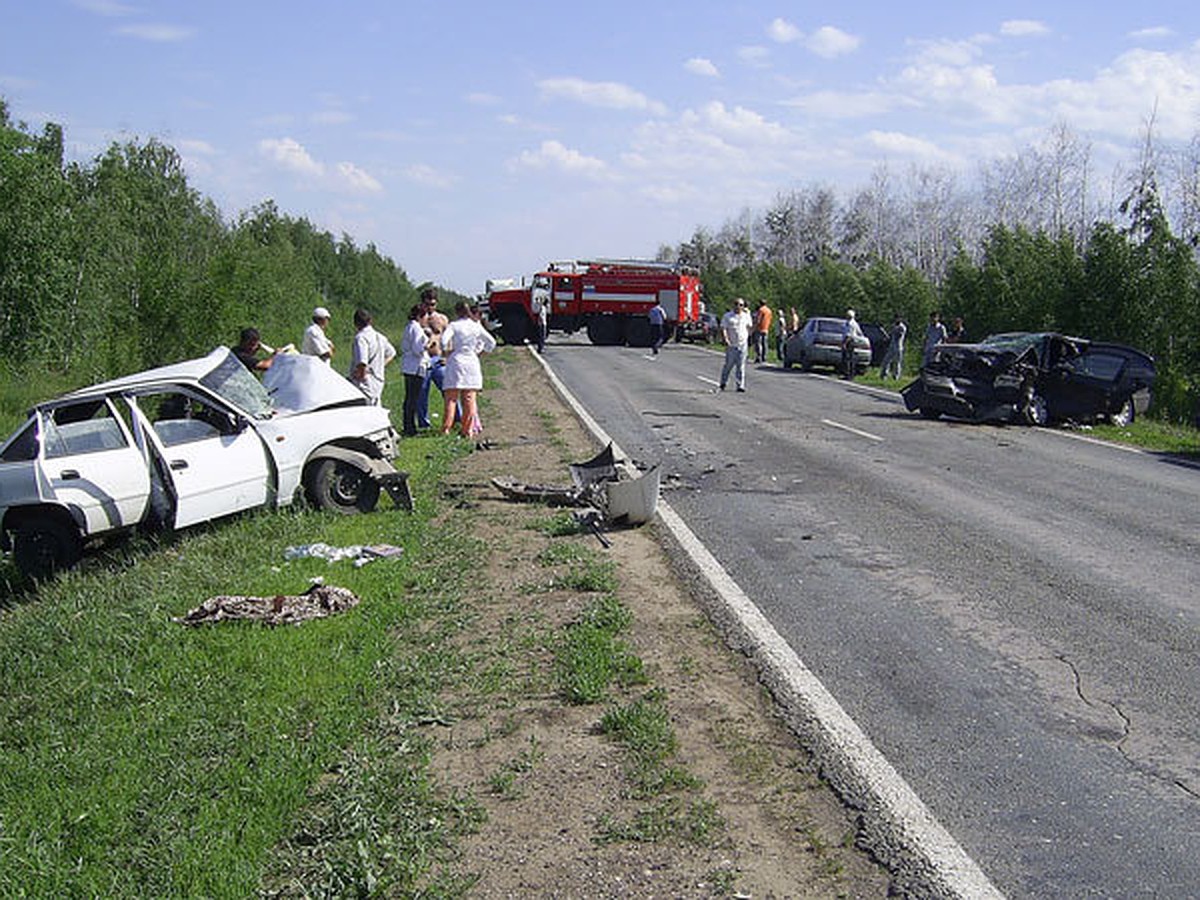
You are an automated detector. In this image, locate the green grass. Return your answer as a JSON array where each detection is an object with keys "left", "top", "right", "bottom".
[
  {"left": 0, "top": 409, "right": 480, "bottom": 896},
  {"left": 555, "top": 593, "right": 645, "bottom": 705}
]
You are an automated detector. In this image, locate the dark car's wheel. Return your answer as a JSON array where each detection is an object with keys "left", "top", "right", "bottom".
[
  {"left": 12, "top": 515, "right": 83, "bottom": 580},
  {"left": 1109, "top": 397, "right": 1136, "bottom": 427},
  {"left": 306, "top": 459, "right": 381, "bottom": 514},
  {"left": 919, "top": 408, "right": 941, "bottom": 420},
  {"left": 1023, "top": 391, "right": 1049, "bottom": 426}
]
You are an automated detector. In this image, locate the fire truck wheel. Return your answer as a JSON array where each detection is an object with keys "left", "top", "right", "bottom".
[
  {"left": 586, "top": 317, "right": 621, "bottom": 346},
  {"left": 625, "top": 317, "right": 652, "bottom": 347}
]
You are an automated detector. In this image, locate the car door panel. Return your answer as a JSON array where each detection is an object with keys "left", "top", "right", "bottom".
[
  {"left": 35, "top": 406, "right": 150, "bottom": 534},
  {"left": 129, "top": 392, "right": 272, "bottom": 530}
]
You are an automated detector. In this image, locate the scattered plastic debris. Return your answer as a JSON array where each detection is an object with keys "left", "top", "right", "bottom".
[{"left": 283, "top": 542, "right": 405, "bottom": 567}]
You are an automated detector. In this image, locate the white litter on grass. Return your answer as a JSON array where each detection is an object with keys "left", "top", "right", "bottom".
[{"left": 284, "top": 542, "right": 405, "bottom": 567}]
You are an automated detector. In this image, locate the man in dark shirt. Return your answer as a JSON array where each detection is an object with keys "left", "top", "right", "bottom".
[{"left": 234, "top": 327, "right": 274, "bottom": 373}]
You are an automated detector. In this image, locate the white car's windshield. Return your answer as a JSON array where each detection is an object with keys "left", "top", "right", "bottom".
[{"left": 200, "top": 353, "right": 274, "bottom": 418}]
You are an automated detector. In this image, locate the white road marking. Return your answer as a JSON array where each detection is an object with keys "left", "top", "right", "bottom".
[
  {"left": 821, "top": 418, "right": 885, "bottom": 442},
  {"left": 696, "top": 374, "right": 720, "bottom": 387},
  {"left": 1037, "top": 426, "right": 1146, "bottom": 454}
]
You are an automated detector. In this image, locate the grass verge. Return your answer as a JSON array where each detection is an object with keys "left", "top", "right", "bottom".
[{"left": 0, "top": 427, "right": 472, "bottom": 896}]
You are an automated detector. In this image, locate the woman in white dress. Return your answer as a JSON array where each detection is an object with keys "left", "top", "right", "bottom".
[{"left": 439, "top": 301, "right": 497, "bottom": 437}]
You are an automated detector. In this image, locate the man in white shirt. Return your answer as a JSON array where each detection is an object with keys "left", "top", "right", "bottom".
[
  {"left": 300, "top": 306, "right": 335, "bottom": 364},
  {"left": 349, "top": 308, "right": 395, "bottom": 406},
  {"left": 718, "top": 298, "right": 753, "bottom": 392}
]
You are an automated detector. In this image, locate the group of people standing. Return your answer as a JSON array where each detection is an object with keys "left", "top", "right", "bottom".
[
  {"left": 707, "top": 296, "right": 968, "bottom": 393},
  {"left": 232, "top": 287, "right": 495, "bottom": 441},
  {"left": 399, "top": 289, "right": 496, "bottom": 438}
]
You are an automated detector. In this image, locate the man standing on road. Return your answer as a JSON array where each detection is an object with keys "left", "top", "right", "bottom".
[
  {"left": 841, "top": 308, "right": 864, "bottom": 380},
  {"left": 531, "top": 288, "right": 548, "bottom": 354},
  {"left": 752, "top": 300, "right": 773, "bottom": 364},
  {"left": 647, "top": 299, "right": 667, "bottom": 355},
  {"left": 879, "top": 315, "right": 907, "bottom": 380},
  {"left": 300, "top": 306, "right": 335, "bottom": 365},
  {"left": 349, "top": 308, "right": 395, "bottom": 406},
  {"left": 924, "top": 311, "right": 947, "bottom": 369},
  {"left": 718, "top": 298, "right": 752, "bottom": 392}
]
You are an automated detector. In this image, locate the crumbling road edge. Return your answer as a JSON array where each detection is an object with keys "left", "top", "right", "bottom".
[{"left": 529, "top": 345, "right": 1002, "bottom": 900}]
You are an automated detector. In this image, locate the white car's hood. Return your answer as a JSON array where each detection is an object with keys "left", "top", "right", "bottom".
[{"left": 262, "top": 353, "right": 369, "bottom": 414}]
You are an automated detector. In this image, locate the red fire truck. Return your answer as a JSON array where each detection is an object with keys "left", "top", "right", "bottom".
[{"left": 485, "top": 259, "right": 702, "bottom": 347}]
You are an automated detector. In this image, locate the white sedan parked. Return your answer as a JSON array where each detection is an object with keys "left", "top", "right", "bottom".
[{"left": 0, "top": 348, "right": 408, "bottom": 578}]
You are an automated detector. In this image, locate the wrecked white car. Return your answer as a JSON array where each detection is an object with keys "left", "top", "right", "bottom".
[{"left": 0, "top": 349, "right": 409, "bottom": 578}]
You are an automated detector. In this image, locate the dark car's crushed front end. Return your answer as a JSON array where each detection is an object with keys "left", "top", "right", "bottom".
[{"left": 901, "top": 343, "right": 1038, "bottom": 423}]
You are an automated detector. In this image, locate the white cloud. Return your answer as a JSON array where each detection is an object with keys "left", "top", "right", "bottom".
[
  {"left": 865, "top": 130, "right": 959, "bottom": 165},
  {"left": 114, "top": 23, "right": 195, "bottom": 42},
  {"left": 907, "top": 36, "right": 988, "bottom": 67},
  {"left": 73, "top": 0, "right": 135, "bottom": 15},
  {"left": 640, "top": 183, "right": 699, "bottom": 204},
  {"left": 1000, "top": 20, "right": 1050, "bottom": 38},
  {"left": 311, "top": 109, "right": 354, "bottom": 126},
  {"left": 258, "top": 137, "right": 324, "bottom": 177},
  {"left": 688, "top": 101, "right": 789, "bottom": 144},
  {"left": 783, "top": 89, "right": 906, "bottom": 119},
  {"left": 684, "top": 57, "right": 719, "bottom": 78},
  {"left": 537, "top": 77, "right": 667, "bottom": 115},
  {"left": 257, "top": 137, "right": 384, "bottom": 194},
  {"left": 1129, "top": 26, "right": 1173, "bottom": 41},
  {"left": 177, "top": 138, "right": 216, "bottom": 156},
  {"left": 335, "top": 162, "right": 382, "bottom": 193},
  {"left": 766, "top": 19, "right": 860, "bottom": 58},
  {"left": 466, "top": 92, "right": 502, "bottom": 105},
  {"left": 738, "top": 45, "right": 770, "bottom": 67},
  {"left": 511, "top": 140, "right": 608, "bottom": 177},
  {"left": 767, "top": 18, "right": 802, "bottom": 43},
  {"left": 403, "top": 163, "right": 456, "bottom": 189},
  {"left": 805, "top": 26, "right": 861, "bottom": 59}
]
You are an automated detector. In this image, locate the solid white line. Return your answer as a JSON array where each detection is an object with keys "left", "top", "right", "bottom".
[
  {"left": 1036, "top": 425, "right": 1145, "bottom": 454},
  {"left": 849, "top": 381, "right": 903, "bottom": 400},
  {"left": 821, "top": 418, "right": 885, "bottom": 442},
  {"left": 696, "top": 374, "right": 720, "bottom": 387},
  {"left": 529, "top": 345, "right": 1001, "bottom": 899}
]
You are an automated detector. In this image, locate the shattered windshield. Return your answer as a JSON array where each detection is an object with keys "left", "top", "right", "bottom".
[
  {"left": 200, "top": 353, "right": 274, "bottom": 418},
  {"left": 978, "top": 333, "right": 1043, "bottom": 353}
]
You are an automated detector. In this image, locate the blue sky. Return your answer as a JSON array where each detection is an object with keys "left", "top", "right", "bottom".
[{"left": 2, "top": 1, "right": 1198, "bottom": 294}]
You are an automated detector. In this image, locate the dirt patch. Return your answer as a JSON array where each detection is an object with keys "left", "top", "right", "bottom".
[{"left": 426, "top": 347, "right": 891, "bottom": 897}]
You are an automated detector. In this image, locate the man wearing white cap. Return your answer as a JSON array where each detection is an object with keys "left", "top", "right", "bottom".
[{"left": 301, "top": 306, "right": 335, "bottom": 364}]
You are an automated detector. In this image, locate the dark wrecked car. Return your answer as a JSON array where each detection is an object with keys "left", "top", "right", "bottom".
[
  {"left": 900, "top": 332, "right": 1155, "bottom": 426},
  {"left": 0, "top": 349, "right": 409, "bottom": 579}
]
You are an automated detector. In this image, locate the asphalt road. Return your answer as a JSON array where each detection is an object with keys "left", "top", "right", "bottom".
[{"left": 539, "top": 336, "right": 1200, "bottom": 898}]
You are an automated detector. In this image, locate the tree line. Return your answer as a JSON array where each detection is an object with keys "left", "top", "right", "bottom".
[
  {"left": 661, "top": 121, "right": 1200, "bottom": 422},
  {"left": 0, "top": 99, "right": 454, "bottom": 388}
]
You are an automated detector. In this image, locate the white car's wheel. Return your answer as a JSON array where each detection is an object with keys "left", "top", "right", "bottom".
[
  {"left": 13, "top": 514, "right": 83, "bottom": 580},
  {"left": 306, "top": 459, "right": 380, "bottom": 514}
]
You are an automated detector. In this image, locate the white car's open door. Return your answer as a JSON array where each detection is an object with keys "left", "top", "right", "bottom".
[{"left": 129, "top": 391, "right": 272, "bottom": 529}]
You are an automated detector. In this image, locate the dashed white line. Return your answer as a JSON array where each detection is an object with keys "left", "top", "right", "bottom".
[{"left": 821, "top": 418, "right": 885, "bottom": 442}]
